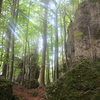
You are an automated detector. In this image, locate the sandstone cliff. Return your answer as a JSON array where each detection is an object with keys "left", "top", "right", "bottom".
[{"left": 67, "top": 0, "right": 100, "bottom": 63}]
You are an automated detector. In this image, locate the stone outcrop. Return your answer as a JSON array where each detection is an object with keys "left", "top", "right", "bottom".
[
  {"left": 16, "top": 49, "right": 40, "bottom": 89},
  {"left": 67, "top": 0, "right": 100, "bottom": 63}
]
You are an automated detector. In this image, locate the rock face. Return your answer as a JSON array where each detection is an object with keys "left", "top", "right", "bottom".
[
  {"left": 67, "top": 0, "right": 100, "bottom": 63},
  {"left": 16, "top": 49, "right": 40, "bottom": 89}
]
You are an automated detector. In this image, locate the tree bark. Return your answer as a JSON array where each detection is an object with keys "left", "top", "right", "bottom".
[
  {"left": 0, "top": 0, "right": 3, "bottom": 14},
  {"left": 50, "top": 26, "right": 54, "bottom": 82},
  {"left": 0, "top": 31, "right": 4, "bottom": 67},
  {"left": 2, "top": 28, "right": 11, "bottom": 78},
  {"left": 54, "top": 3, "right": 59, "bottom": 81},
  {"left": 40, "top": 1, "right": 48, "bottom": 88},
  {"left": 10, "top": 0, "right": 19, "bottom": 81},
  {"left": 46, "top": 48, "right": 50, "bottom": 84},
  {"left": 60, "top": 13, "right": 65, "bottom": 72}
]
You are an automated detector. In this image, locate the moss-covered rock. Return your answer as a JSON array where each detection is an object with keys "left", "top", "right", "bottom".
[{"left": 46, "top": 60, "right": 100, "bottom": 100}]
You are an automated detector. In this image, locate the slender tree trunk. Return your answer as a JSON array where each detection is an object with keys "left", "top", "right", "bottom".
[
  {"left": 2, "top": 28, "right": 11, "bottom": 78},
  {"left": 40, "top": 1, "right": 48, "bottom": 88},
  {"left": 0, "top": 0, "right": 3, "bottom": 14},
  {"left": 46, "top": 48, "right": 50, "bottom": 84},
  {"left": 10, "top": 0, "right": 19, "bottom": 81},
  {"left": 60, "top": 14, "right": 65, "bottom": 71},
  {"left": 28, "top": 41, "right": 31, "bottom": 80},
  {"left": 54, "top": 6, "right": 59, "bottom": 81},
  {"left": 10, "top": 34, "right": 15, "bottom": 80},
  {"left": 22, "top": 0, "right": 31, "bottom": 83},
  {"left": 22, "top": 45, "right": 26, "bottom": 84},
  {"left": 0, "top": 31, "right": 4, "bottom": 67},
  {"left": 50, "top": 26, "right": 54, "bottom": 82}
]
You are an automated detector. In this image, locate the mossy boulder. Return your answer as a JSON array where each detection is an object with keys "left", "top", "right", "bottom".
[{"left": 46, "top": 60, "right": 100, "bottom": 100}]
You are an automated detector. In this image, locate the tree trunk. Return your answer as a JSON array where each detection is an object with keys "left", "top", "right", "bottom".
[
  {"left": 0, "top": 31, "right": 4, "bottom": 67},
  {"left": 0, "top": 0, "right": 3, "bottom": 14},
  {"left": 46, "top": 48, "right": 50, "bottom": 84},
  {"left": 54, "top": 6, "right": 59, "bottom": 81},
  {"left": 60, "top": 14, "right": 65, "bottom": 72},
  {"left": 2, "top": 28, "right": 11, "bottom": 78},
  {"left": 50, "top": 26, "right": 54, "bottom": 82},
  {"left": 10, "top": 0, "right": 19, "bottom": 81},
  {"left": 22, "top": 0, "right": 31, "bottom": 84},
  {"left": 40, "top": 1, "right": 48, "bottom": 88},
  {"left": 10, "top": 34, "right": 15, "bottom": 80}
]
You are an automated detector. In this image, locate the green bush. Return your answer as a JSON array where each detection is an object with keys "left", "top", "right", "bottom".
[
  {"left": 0, "top": 78, "right": 20, "bottom": 100},
  {"left": 46, "top": 60, "right": 100, "bottom": 100},
  {"left": 0, "top": 79, "right": 13, "bottom": 100}
]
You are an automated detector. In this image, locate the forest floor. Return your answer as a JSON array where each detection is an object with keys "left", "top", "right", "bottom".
[{"left": 13, "top": 84, "right": 46, "bottom": 100}]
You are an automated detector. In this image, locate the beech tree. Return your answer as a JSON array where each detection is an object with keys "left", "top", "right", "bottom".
[
  {"left": 2, "top": 28, "right": 11, "bottom": 78},
  {"left": 39, "top": 0, "right": 49, "bottom": 88},
  {"left": 53, "top": 0, "right": 59, "bottom": 81}
]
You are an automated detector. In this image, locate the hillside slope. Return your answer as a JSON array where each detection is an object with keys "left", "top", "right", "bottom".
[{"left": 46, "top": 60, "right": 100, "bottom": 100}]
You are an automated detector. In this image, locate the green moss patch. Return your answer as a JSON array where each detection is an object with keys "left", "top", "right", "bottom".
[{"left": 46, "top": 60, "right": 100, "bottom": 100}]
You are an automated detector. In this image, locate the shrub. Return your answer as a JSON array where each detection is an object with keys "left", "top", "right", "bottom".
[
  {"left": 0, "top": 78, "right": 20, "bottom": 100},
  {"left": 0, "top": 78, "right": 13, "bottom": 100}
]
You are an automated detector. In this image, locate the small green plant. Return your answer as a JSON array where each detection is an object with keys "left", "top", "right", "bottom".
[{"left": 30, "top": 91, "right": 38, "bottom": 97}]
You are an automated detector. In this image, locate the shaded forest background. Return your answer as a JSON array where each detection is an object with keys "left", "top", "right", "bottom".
[{"left": 0, "top": 0, "right": 100, "bottom": 89}]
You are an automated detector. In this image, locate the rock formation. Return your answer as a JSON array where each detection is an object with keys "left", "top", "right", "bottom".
[
  {"left": 16, "top": 49, "right": 40, "bottom": 89},
  {"left": 67, "top": 0, "right": 100, "bottom": 63}
]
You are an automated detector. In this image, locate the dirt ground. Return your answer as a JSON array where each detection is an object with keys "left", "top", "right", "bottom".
[{"left": 13, "top": 84, "right": 46, "bottom": 100}]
